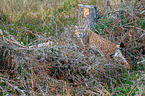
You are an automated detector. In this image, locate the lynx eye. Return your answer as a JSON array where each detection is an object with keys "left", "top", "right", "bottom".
[{"left": 77, "top": 32, "right": 82, "bottom": 37}]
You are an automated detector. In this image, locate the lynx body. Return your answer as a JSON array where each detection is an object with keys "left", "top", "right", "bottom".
[{"left": 75, "top": 28, "right": 130, "bottom": 69}]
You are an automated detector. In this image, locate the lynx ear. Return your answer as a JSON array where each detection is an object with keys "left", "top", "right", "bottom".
[{"left": 120, "top": 42, "right": 125, "bottom": 48}]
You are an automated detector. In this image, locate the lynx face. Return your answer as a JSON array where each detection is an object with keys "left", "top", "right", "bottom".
[{"left": 75, "top": 28, "right": 130, "bottom": 69}]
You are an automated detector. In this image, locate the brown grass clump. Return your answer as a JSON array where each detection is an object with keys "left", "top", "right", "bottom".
[{"left": 0, "top": 26, "right": 127, "bottom": 95}]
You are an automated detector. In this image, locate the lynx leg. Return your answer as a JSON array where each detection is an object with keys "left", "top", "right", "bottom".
[{"left": 113, "top": 49, "right": 130, "bottom": 70}]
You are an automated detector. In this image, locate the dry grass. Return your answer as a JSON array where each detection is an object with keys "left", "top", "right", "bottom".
[
  {"left": 0, "top": 0, "right": 145, "bottom": 95},
  {"left": 1, "top": 26, "right": 125, "bottom": 95}
]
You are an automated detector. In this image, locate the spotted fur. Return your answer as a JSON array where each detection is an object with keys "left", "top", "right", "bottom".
[{"left": 75, "top": 28, "right": 130, "bottom": 69}]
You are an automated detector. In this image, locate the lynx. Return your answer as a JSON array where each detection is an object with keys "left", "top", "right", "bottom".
[{"left": 75, "top": 28, "right": 130, "bottom": 69}]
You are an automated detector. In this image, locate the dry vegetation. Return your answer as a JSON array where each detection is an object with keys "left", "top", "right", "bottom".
[{"left": 0, "top": 0, "right": 145, "bottom": 95}]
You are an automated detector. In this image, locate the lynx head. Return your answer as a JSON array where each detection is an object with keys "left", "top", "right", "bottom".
[
  {"left": 75, "top": 31, "right": 84, "bottom": 37},
  {"left": 75, "top": 26, "right": 86, "bottom": 38}
]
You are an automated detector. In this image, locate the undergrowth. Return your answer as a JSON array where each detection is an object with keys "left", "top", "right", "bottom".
[{"left": 0, "top": 0, "right": 145, "bottom": 95}]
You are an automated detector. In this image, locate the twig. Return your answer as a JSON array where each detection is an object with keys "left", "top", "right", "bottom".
[
  {"left": 0, "top": 77, "right": 26, "bottom": 95},
  {"left": 5, "top": 37, "right": 26, "bottom": 48},
  {"left": 123, "top": 21, "right": 137, "bottom": 26},
  {"left": 140, "top": 10, "right": 145, "bottom": 14},
  {"left": 139, "top": 33, "right": 145, "bottom": 38},
  {"left": 0, "top": 77, "right": 19, "bottom": 84},
  {"left": 124, "top": 26, "right": 145, "bottom": 32},
  {"left": 0, "top": 29, "right": 26, "bottom": 48},
  {"left": 137, "top": 59, "right": 145, "bottom": 64},
  {"left": 127, "top": 76, "right": 145, "bottom": 96}
]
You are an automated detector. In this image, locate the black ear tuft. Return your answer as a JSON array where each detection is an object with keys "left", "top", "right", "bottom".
[{"left": 120, "top": 42, "right": 125, "bottom": 48}]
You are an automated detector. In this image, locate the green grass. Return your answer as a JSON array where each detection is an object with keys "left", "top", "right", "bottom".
[{"left": 110, "top": 70, "right": 144, "bottom": 95}]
